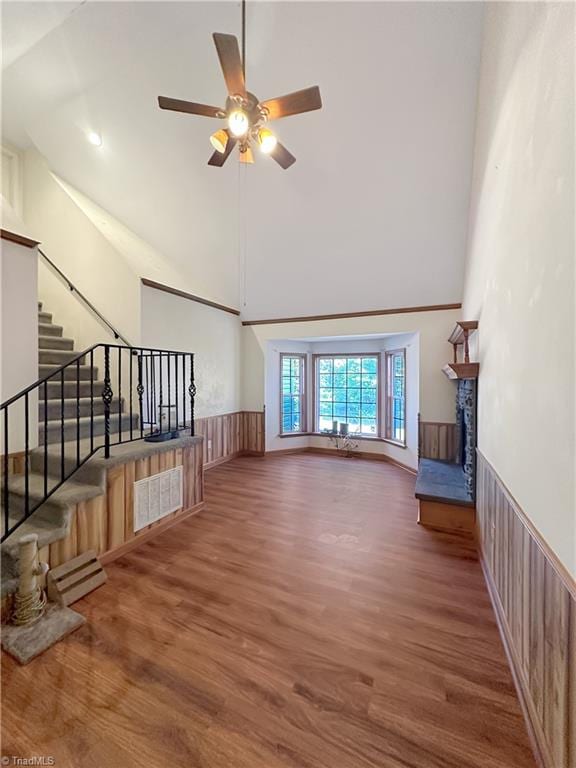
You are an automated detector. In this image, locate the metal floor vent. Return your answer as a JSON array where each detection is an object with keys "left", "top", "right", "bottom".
[{"left": 134, "top": 465, "right": 183, "bottom": 532}]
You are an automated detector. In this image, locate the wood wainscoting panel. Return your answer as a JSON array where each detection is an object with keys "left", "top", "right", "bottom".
[
  {"left": 195, "top": 410, "right": 265, "bottom": 469},
  {"left": 45, "top": 446, "right": 204, "bottom": 571},
  {"left": 476, "top": 451, "right": 576, "bottom": 768},
  {"left": 419, "top": 421, "right": 458, "bottom": 461}
]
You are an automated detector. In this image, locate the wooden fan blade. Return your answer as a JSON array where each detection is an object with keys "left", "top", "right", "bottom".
[
  {"left": 260, "top": 86, "right": 322, "bottom": 121},
  {"left": 270, "top": 142, "right": 296, "bottom": 169},
  {"left": 213, "top": 33, "right": 246, "bottom": 97},
  {"left": 208, "top": 131, "right": 237, "bottom": 167},
  {"left": 158, "top": 96, "right": 222, "bottom": 118}
]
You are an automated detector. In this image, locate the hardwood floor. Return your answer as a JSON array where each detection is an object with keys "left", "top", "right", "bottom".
[{"left": 1, "top": 454, "right": 536, "bottom": 768}]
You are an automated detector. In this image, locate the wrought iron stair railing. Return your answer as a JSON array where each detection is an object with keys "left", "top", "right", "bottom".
[{"left": 1, "top": 343, "right": 196, "bottom": 543}]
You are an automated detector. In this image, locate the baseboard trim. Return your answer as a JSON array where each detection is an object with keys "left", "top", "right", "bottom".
[
  {"left": 477, "top": 544, "right": 550, "bottom": 768},
  {"left": 263, "top": 446, "right": 416, "bottom": 474},
  {"left": 101, "top": 502, "right": 205, "bottom": 565}
]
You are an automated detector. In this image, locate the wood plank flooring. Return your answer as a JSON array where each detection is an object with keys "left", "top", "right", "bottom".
[{"left": 1, "top": 454, "right": 536, "bottom": 768}]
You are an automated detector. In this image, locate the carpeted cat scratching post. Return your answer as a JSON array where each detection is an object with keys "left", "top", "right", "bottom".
[{"left": 1, "top": 534, "right": 85, "bottom": 665}]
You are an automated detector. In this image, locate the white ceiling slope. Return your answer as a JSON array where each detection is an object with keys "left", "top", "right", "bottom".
[{"left": 2, "top": 1, "right": 484, "bottom": 318}]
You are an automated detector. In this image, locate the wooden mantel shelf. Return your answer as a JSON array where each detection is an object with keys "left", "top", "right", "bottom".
[
  {"left": 448, "top": 321, "right": 478, "bottom": 346},
  {"left": 442, "top": 362, "right": 480, "bottom": 380},
  {"left": 443, "top": 320, "right": 479, "bottom": 380}
]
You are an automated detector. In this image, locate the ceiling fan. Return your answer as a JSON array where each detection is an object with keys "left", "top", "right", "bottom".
[{"left": 157, "top": 1, "right": 322, "bottom": 169}]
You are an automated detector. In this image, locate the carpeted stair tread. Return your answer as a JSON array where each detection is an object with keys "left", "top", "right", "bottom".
[
  {"left": 39, "top": 349, "right": 85, "bottom": 365},
  {"left": 38, "top": 311, "right": 53, "bottom": 324},
  {"left": 39, "top": 396, "right": 124, "bottom": 421},
  {"left": 38, "top": 322, "right": 63, "bottom": 337},
  {"left": 38, "top": 335, "right": 75, "bottom": 351},
  {"left": 38, "top": 363, "right": 98, "bottom": 380}
]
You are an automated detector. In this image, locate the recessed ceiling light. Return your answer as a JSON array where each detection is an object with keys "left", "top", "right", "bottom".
[{"left": 87, "top": 132, "right": 102, "bottom": 147}]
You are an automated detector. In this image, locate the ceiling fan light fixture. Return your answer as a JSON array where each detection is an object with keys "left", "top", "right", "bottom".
[
  {"left": 257, "top": 127, "right": 277, "bottom": 154},
  {"left": 210, "top": 128, "right": 229, "bottom": 153},
  {"left": 228, "top": 109, "right": 249, "bottom": 137}
]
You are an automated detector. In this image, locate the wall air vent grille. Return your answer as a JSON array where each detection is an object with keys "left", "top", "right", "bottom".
[{"left": 133, "top": 465, "right": 183, "bottom": 532}]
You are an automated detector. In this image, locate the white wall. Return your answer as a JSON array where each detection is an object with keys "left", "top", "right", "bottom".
[
  {"left": 264, "top": 334, "right": 420, "bottom": 468},
  {"left": 141, "top": 285, "right": 241, "bottom": 420},
  {"left": 23, "top": 148, "right": 142, "bottom": 349},
  {"left": 462, "top": 3, "right": 575, "bottom": 575},
  {"left": 0, "top": 239, "right": 38, "bottom": 452}
]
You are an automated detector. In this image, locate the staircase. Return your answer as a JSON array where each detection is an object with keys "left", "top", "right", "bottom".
[{"left": 37, "top": 303, "right": 136, "bottom": 444}]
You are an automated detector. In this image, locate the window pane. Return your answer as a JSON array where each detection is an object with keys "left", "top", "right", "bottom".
[
  {"left": 319, "top": 402, "right": 333, "bottom": 417},
  {"left": 362, "top": 374, "right": 377, "bottom": 388},
  {"left": 334, "top": 403, "right": 347, "bottom": 418},
  {"left": 347, "top": 373, "right": 361, "bottom": 389},
  {"left": 362, "top": 358, "right": 377, "bottom": 374},
  {"left": 362, "top": 388, "right": 376, "bottom": 403},
  {"left": 319, "top": 359, "right": 333, "bottom": 373},
  {"left": 361, "top": 403, "right": 377, "bottom": 420},
  {"left": 333, "top": 358, "right": 346, "bottom": 373},
  {"left": 347, "top": 388, "right": 361, "bottom": 403},
  {"left": 334, "top": 388, "right": 347, "bottom": 403},
  {"left": 347, "top": 403, "right": 360, "bottom": 419},
  {"left": 319, "top": 374, "right": 333, "bottom": 388},
  {"left": 361, "top": 418, "right": 377, "bottom": 434},
  {"left": 334, "top": 373, "right": 346, "bottom": 388},
  {"left": 319, "top": 388, "right": 332, "bottom": 401},
  {"left": 347, "top": 358, "right": 361, "bottom": 373}
]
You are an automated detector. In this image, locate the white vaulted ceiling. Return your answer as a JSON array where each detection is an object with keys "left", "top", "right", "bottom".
[{"left": 2, "top": 1, "right": 484, "bottom": 318}]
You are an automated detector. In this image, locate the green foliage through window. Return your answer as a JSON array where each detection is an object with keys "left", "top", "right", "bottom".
[
  {"left": 281, "top": 355, "right": 305, "bottom": 433},
  {"left": 315, "top": 356, "right": 378, "bottom": 436}
]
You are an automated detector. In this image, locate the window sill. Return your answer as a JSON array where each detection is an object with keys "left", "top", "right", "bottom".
[
  {"left": 382, "top": 438, "right": 407, "bottom": 449},
  {"left": 278, "top": 433, "right": 407, "bottom": 449}
]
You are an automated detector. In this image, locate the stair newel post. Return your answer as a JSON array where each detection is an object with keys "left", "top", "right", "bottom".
[
  {"left": 137, "top": 351, "right": 144, "bottom": 439},
  {"left": 189, "top": 353, "right": 196, "bottom": 436},
  {"left": 102, "top": 345, "right": 113, "bottom": 459},
  {"left": 181, "top": 354, "right": 186, "bottom": 433}
]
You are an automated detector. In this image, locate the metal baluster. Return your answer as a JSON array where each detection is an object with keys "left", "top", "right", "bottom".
[
  {"left": 24, "top": 392, "right": 29, "bottom": 519},
  {"left": 159, "top": 352, "right": 164, "bottom": 433},
  {"left": 118, "top": 347, "right": 122, "bottom": 444},
  {"left": 175, "top": 354, "right": 179, "bottom": 431},
  {"left": 129, "top": 350, "right": 134, "bottom": 441},
  {"left": 90, "top": 350, "right": 94, "bottom": 454},
  {"left": 145, "top": 353, "right": 150, "bottom": 430},
  {"left": 102, "top": 346, "right": 113, "bottom": 459},
  {"left": 76, "top": 359, "right": 80, "bottom": 465},
  {"left": 137, "top": 353, "right": 144, "bottom": 438},
  {"left": 3, "top": 407, "right": 8, "bottom": 537},
  {"left": 181, "top": 354, "right": 186, "bottom": 431},
  {"left": 43, "top": 381, "right": 48, "bottom": 496},
  {"left": 167, "top": 352, "right": 172, "bottom": 432},
  {"left": 189, "top": 353, "right": 196, "bottom": 436},
  {"left": 61, "top": 369, "right": 65, "bottom": 481}
]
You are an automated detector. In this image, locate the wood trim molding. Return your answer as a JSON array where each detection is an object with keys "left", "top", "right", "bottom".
[
  {"left": 141, "top": 278, "right": 241, "bottom": 316},
  {"left": 242, "top": 302, "right": 462, "bottom": 326},
  {"left": 100, "top": 502, "right": 205, "bottom": 565},
  {"left": 1, "top": 228, "right": 39, "bottom": 249},
  {"left": 265, "top": 446, "right": 417, "bottom": 475}
]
